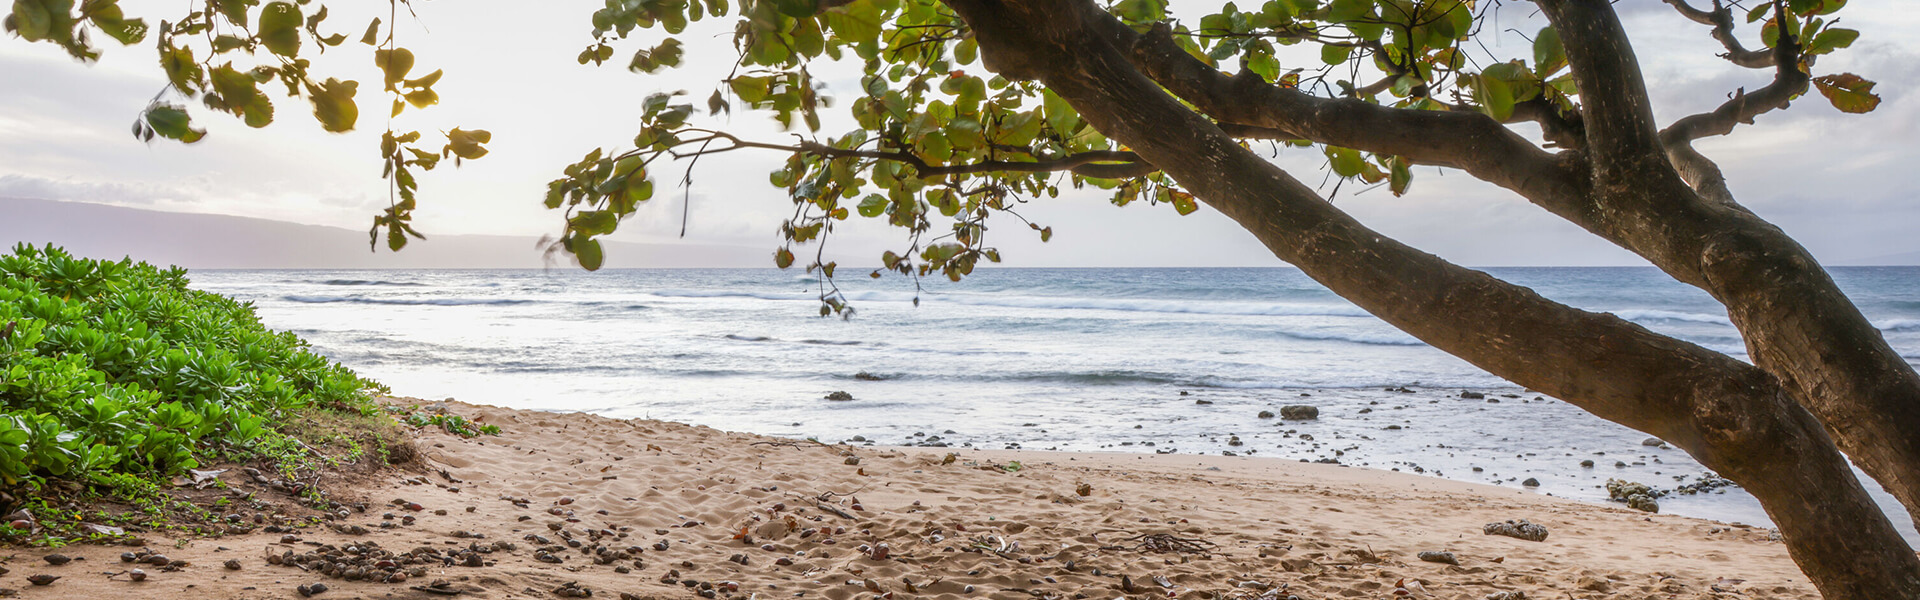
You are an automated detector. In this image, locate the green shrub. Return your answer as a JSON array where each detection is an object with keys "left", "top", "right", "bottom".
[{"left": 0, "top": 243, "right": 387, "bottom": 492}]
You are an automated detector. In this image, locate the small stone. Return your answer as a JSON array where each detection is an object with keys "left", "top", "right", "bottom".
[
  {"left": 128, "top": 568, "right": 147, "bottom": 582},
  {"left": 1279, "top": 405, "right": 1319, "bottom": 420},
  {"left": 224, "top": 559, "right": 242, "bottom": 570},
  {"left": 1521, "top": 477, "right": 1540, "bottom": 487},
  {"left": 1460, "top": 391, "right": 1485, "bottom": 399},
  {"left": 1483, "top": 520, "right": 1549, "bottom": 542},
  {"left": 825, "top": 391, "right": 854, "bottom": 401},
  {"left": 1484, "top": 592, "right": 1526, "bottom": 600},
  {"left": 1257, "top": 410, "right": 1275, "bottom": 419},
  {"left": 42, "top": 554, "right": 71, "bottom": 566},
  {"left": 1416, "top": 551, "right": 1459, "bottom": 565},
  {"left": 1580, "top": 460, "right": 1595, "bottom": 468},
  {"left": 1642, "top": 437, "right": 1666, "bottom": 447},
  {"left": 26, "top": 575, "right": 59, "bottom": 586}
]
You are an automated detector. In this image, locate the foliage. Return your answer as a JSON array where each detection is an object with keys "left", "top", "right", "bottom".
[
  {"left": 3, "top": 0, "right": 1879, "bottom": 313},
  {"left": 391, "top": 405, "right": 500, "bottom": 438},
  {"left": 0, "top": 243, "right": 387, "bottom": 497}
]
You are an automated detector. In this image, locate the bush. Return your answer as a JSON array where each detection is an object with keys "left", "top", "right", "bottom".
[{"left": 0, "top": 243, "right": 387, "bottom": 492}]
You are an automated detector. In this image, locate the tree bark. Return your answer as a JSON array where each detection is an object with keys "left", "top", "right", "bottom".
[
  {"left": 1536, "top": 0, "right": 1920, "bottom": 535},
  {"left": 1102, "top": 0, "right": 1920, "bottom": 536},
  {"left": 939, "top": 0, "right": 1920, "bottom": 596}
]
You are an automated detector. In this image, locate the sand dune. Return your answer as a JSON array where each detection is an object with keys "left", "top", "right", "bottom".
[{"left": 1, "top": 400, "right": 1819, "bottom": 599}]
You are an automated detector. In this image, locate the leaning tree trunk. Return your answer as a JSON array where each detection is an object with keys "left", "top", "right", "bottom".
[
  {"left": 938, "top": 1, "right": 1920, "bottom": 597},
  {"left": 1536, "top": 0, "right": 1920, "bottom": 538}
]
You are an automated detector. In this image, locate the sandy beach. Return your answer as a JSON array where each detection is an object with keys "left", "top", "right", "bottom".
[{"left": 0, "top": 400, "right": 1820, "bottom": 600}]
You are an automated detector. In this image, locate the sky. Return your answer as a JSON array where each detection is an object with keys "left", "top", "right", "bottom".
[{"left": 1, "top": 0, "right": 1916, "bottom": 268}]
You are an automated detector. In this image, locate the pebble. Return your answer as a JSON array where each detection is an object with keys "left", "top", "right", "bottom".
[{"left": 1417, "top": 551, "right": 1459, "bottom": 565}]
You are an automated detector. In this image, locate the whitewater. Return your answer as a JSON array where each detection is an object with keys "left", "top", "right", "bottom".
[{"left": 190, "top": 266, "right": 1920, "bottom": 546}]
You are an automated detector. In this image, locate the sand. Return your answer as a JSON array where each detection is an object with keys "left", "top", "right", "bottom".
[{"left": 0, "top": 400, "right": 1822, "bottom": 600}]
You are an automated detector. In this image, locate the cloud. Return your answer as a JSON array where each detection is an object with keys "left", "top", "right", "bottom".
[{"left": 0, "top": 1, "right": 1914, "bottom": 267}]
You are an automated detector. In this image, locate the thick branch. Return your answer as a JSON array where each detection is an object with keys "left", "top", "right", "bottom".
[
  {"left": 942, "top": 1, "right": 1920, "bottom": 594},
  {"left": 673, "top": 132, "right": 1156, "bottom": 179},
  {"left": 1662, "top": 0, "right": 1778, "bottom": 69},
  {"left": 1538, "top": 0, "right": 1674, "bottom": 177},
  {"left": 1121, "top": 23, "right": 1590, "bottom": 216}
]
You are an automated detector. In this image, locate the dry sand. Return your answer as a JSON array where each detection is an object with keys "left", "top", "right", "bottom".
[{"left": 0, "top": 400, "right": 1821, "bottom": 599}]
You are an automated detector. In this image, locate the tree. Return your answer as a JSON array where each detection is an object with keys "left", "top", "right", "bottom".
[{"left": 8, "top": 0, "right": 1918, "bottom": 595}]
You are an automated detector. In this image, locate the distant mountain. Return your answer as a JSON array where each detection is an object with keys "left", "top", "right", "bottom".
[{"left": 0, "top": 197, "right": 768, "bottom": 269}]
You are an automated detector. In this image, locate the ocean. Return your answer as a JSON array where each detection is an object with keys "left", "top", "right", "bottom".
[{"left": 189, "top": 266, "right": 1920, "bottom": 545}]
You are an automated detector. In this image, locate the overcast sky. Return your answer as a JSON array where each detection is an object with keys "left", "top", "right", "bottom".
[{"left": 1, "top": 0, "right": 1915, "bottom": 267}]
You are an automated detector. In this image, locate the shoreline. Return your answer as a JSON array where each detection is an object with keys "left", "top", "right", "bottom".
[{"left": 1, "top": 400, "right": 1823, "bottom": 599}]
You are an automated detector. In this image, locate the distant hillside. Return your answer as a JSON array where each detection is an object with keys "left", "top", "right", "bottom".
[{"left": 0, "top": 197, "right": 768, "bottom": 269}]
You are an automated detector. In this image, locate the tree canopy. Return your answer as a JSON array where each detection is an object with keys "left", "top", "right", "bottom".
[{"left": 8, "top": 0, "right": 1918, "bottom": 596}]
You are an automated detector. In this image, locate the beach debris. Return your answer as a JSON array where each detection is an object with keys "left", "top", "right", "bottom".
[
  {"left": 42, "top": 553, "right": 71, "bottom": 565},
  {"left": 1483, "top": 591, "right": 1526, "bottom": 600},
  {"left": 553, "top": 581, "right": 594, "bottom": 598},
  {"left": 412, "top": 580, "right": 465, "bottom": 596},
  {"left": 1279, "top": 405, "right": 1319, "bottom": 420},
  {"left": 1483, "top": 519, "right": 1550, "bottom": 542},
  {"left": 25, "top": 575, "right": 58, "bottom": 586},
  {"left": 297, "top": 582, "right": 329, "bottom": 597},
  {"left": 853, "top": 371, "right": 885, "bottom": 381},
  {"left": 224, "top": 559, "right": 243, "bottom": 570},
  {"left": 825, "top": 391, "right": 855, "bottom": 401},
  {"left": 1521, "top": 477, "right": 1540, "bottom": 487},
  {"left": 1257, "top": 410, "right": 1275, "bottom": 419},
  {"left": 1606, "top": 479, "right": 1662, "bottom": 513},
  {"left": 1460, "top": 391, "right": 1485, "bottom": 399},
  {"left": 1075, "top": 482, "right": 1092, "bottom": 496},
  {"left": 1580, "top": 460, "right": 1595, "bottom": 468},
  {"left": 1416, "top": 551, "right": 1459, "bottom": 565},
  {"left": 1102, "top": 533, "right": 1217, "bottom": 556}
]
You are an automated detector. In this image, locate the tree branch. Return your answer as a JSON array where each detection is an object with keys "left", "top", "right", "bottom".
[
  {"left": 1661, "top": 0, "right": 1777, "bottom": 69},
  {"left": 1120, "top": 22, "right": 1588, "bottom": 213},
  {"left": 1537, "top": 0, "right": 1670, "bottom": 176},
  {"left": 1657, "top": 4, "right": 1808, "bottom": 205},
  {"left": 671, "top": 131, "right": 1157, "bottom": 179}
]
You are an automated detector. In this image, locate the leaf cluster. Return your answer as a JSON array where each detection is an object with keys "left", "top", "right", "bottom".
[{"left": 0, "top": 244, "right": 387, "bottom": 501}]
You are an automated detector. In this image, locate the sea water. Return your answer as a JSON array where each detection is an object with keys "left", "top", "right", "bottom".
[{"left": 190, "top": 267, "right": 1920, "bottom": 545}]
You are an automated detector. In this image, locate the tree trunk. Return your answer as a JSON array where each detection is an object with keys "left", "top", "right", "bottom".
[
  {"left": 939, "top": 1, "right": 1920, "bottom": 596},
  {"left": 1535, "top": 0, "right": 1920, "bottom": 533}
]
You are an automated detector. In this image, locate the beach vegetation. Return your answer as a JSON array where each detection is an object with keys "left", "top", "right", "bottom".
[
  {"left": 8, "top": 0, "right": 1919, "bottom": 595},
  {"left": 0, "top": 243, "right": 398, "bottom": 541}
]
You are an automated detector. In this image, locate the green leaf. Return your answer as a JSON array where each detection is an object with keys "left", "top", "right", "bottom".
[
  {"left": 446, "top": 127, "right": 492, "bottom": 159},
  {"left": 1328, "top": 146, "right": 1364, "bottom": 178},
  {"left": 1320, "top": 43, "right": 1350, "bottom": 65},
  {"left": 774, "top": 247, "right": 795, "bottom": 269},
  {"left": 1532, "top": 26, "right": 1565, "bottom": 76},
  {"left": 770, "top": 0, "right": 814, "bottom": 18},
  {"left": 12, "top": 0, "right": 54, "bottom": 41},
  {"left": 1474, "top": 74, "right": 1515, "bottom": 122},
  {"left": 144, "top": 105, "right": 206, "bottom": 143},
  {"left": 1811, "top": 73, "right": 1881, "bottom": 113},
  {"left": 257, "top": 1, "right": 302, "bottom": 57},
  {"left": 359, "top": 17, "right": 380, "bottom": 45},
  {"left": 1806, "top": 27, "right": 1858, "bottom": 55},
  {"left": 375, "top": 48, "right": 414, "bottom": 88},
  {"left": 825, "top": 0, "right": 882, "bottom": 42},
  {"left": 306, "top": 78, "right": 359, "bottom": 132},
  {"left": 574, "top": 238, "right": 605, "bottom": 271},
  {"left": 856, "top": 193, "right": 888, "bottom": 217}
]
